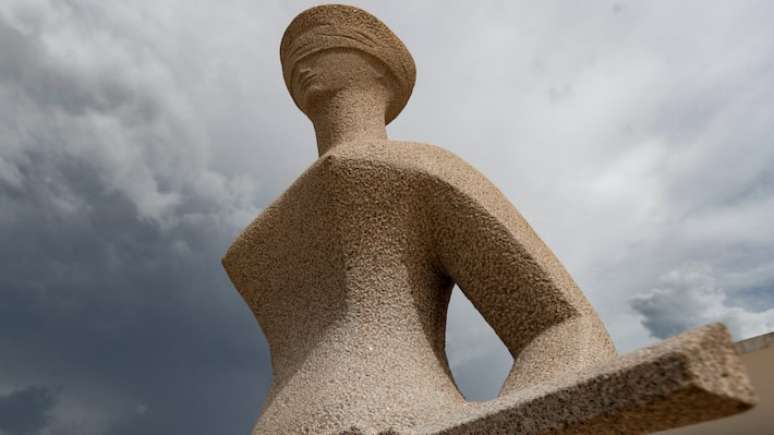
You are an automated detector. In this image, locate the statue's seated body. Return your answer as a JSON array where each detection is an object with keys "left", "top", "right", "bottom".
[
  {"left": 222, "top": 5, "right": 754, "bottom": 435},
  {"left": 223, "top": 138, "right": 616, "bottom": 434}
]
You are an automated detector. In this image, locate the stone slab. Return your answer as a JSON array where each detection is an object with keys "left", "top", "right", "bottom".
[
  {"left": 421, "top": 323, "right": 755, "bottom": 435},
  {"left": 657, "top": 331, "right": 773, "bottom": 434},
  {"left": 329, "top": 323, "right": 756, "bottom": 435}
]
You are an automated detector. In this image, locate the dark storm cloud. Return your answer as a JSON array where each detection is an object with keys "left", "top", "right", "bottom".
[
  {"left": 0, "top": 386, "right": 57, "bottom": 435},
  {"left": 1, "top": 148, "right": 271, "bottom": 434},
  {"left": 0, "top": 3, "right": 272, "bottom": 433}
]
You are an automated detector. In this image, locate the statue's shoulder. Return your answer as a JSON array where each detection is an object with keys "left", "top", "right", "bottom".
[
  {"left": 328, "top": 140, "right": 486, "bottom": 185},
  {"left": 331, "top": 140, "right": 517, "bottom": 220}
]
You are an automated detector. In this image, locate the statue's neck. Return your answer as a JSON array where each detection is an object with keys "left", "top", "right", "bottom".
[{"left": 310, "top": 87, "right": 389, "bottom": 156}]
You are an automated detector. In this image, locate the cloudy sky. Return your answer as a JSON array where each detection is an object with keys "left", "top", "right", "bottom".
[{"left": 1, "top": 1, "right": 773, "bottom": 434}]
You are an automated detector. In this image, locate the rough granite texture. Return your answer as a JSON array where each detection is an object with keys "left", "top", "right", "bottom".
[{"left": 222, "top": 4, "right": 757, "bottom": 434}]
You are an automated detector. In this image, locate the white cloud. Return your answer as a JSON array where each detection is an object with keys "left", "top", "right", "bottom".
[
  {"left": 631, "top": 262, "right": 774, "bottom": 340},
  {"left": 1, "top": 0, "right": 268, "bottom": 227}
]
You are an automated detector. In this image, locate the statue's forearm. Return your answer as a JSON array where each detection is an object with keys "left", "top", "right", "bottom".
[{"left": 499, "top": 315, "right": 617, "bottom": 397}]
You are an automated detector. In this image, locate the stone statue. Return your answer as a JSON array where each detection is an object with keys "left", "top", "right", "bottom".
[{"left": 223, "top": 5, "right": 756, "bottom": 435}]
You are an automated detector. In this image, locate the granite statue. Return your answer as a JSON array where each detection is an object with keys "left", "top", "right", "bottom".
[{"left": 222, "top": 5, "right": 756, "bottom": 434}]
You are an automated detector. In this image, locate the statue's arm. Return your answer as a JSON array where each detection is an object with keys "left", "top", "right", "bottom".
[{"left": 426, "top": 159, "right": 616, "bottom": 396}]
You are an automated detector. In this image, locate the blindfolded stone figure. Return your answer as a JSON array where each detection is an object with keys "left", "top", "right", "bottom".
[{"left": 223, "top": 4, "right": 620, "bottom": 434}]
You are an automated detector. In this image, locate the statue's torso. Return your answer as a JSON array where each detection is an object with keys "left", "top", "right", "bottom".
[{"left": 224, "top": 141, "right": 468, "bottom": 434}]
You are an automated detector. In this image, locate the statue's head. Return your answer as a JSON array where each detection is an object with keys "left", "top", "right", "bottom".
[{"left": 280, "top": 5, "right": 416, "bottom": 125}]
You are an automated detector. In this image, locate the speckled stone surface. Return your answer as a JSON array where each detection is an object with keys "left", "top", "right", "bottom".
[{"left": 222, "top": 4, "right": 756, "bottom": 434}]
